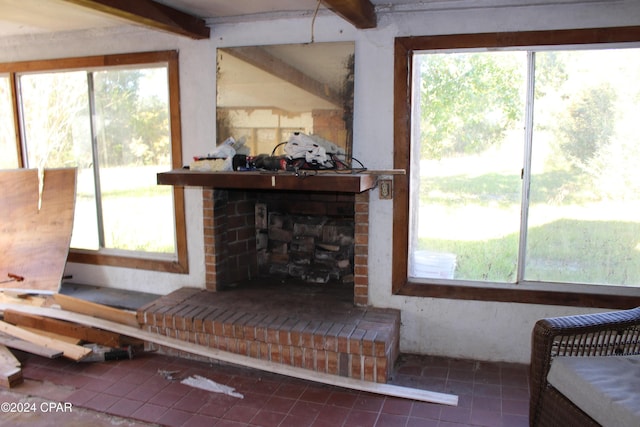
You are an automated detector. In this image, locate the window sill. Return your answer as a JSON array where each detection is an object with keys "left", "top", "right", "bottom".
[
  {"left": 396, "top": 280, "right": 640, "bottom": 309},
  {"left": 68, "top": 249, "right": 188, "bottom": 274}
]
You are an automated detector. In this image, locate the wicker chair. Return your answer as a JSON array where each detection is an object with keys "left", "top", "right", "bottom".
[{"left": 529, "top": 306, "right": 640, "bottom": 427}]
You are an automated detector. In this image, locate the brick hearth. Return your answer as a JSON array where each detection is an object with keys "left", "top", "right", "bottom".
[{"left": 137, "top": 283, "right": 400, "bottom": 383}]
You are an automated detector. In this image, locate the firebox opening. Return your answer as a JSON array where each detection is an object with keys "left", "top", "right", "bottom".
[{"left": 203, "top": 187, "right": 369, "bottom": 306}]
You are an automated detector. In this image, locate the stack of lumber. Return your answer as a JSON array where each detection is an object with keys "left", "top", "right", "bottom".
[
  {"left": 0, "top": 291, "right": 458, "bottom": 407},
  {"left": 0, "top": 292, "right": 142, "bottom": 388}
]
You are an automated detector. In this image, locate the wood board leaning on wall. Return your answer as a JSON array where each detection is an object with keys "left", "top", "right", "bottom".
[{"left": 0, "top": 168, "right": 76, "bottom": 293}]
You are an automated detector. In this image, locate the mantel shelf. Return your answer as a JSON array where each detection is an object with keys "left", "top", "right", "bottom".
[{"left": 157, "top": 169, "right": 402, "bottom": 193}]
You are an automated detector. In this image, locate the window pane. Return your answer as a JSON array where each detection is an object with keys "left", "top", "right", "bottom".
[
  {"left": 410, "top": 51, "right": 527, "bottom": 282},
  {"left": 19, "top": 71, "right": 100, "bottom": 250},
  {"left": 93, "top": 67, "right": 175, "bottom": 253},
  {"left": 0, "top": 76, "right": 19, "bottom": 169},
  {"left": 526, "top": 49, "right": 640, "bottom": 286}
]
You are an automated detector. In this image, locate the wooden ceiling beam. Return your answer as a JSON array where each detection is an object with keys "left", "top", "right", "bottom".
[
  {"left": 60, "top": 0, "right": 210, "bottom": 39},
  {"left": 321, "top": 0, "right": 376, "bottom": 29}
]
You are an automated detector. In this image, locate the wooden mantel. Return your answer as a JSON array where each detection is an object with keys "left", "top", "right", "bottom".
[{"left": 157, "top": 169, "right": 402, "bottom": 193}]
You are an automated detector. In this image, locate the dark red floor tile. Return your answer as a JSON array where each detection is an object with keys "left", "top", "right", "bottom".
[
  {"left": 108, "top": 398, "right": 145, "bottom": 418},
  {"left": 185, "top": 413, "right": 221, "bottom": 427},
  {"left": 472, "top": 395, "right": 501, "bottom": 413},
  {"left": 469, "top": 409, "right": 503, "bottom": 427},
  {"left": 422, "top": 366, "right": 448, "bottom": 379},
  {"left": 248, "top": 409, "right": 287, "bottom": 427},
  {"left": 445, "top": 379, "right": 474, "bottom": 396},
  {"left": 198, "top": 400, "right": 230, "bottom": 418},
  {"left": 66, "top": 388, "right": 98, "bottom": 406},
  {"left": 502, "top": 384, "right": 529, "bottom": 400},
  {"left": 410, "top": 401, "right": 441, "bottom": 420},
  {"left": 502, "top": 397, "right": 529, "bottom": 416},
  {"left": 273, "top": 382, "right": 307, "bottom": 399},
  {"left": 325, "top": 390, "right": 359, "bottom": 408},
  {"left": 472, "top": 382, "right": 501, "bottom": 398},
  {"left": 289, "top": 400, "right": 324, "bottom": 419},
  {"left": 157, "top": 407, "right": 193, "bottom": 427},
  {"left": 447, "top": 368, "right": 475, "bottom": 382},
  {"left": 375, "top": 413, "right": 408, "bottom": 426},
  {"left": 314, "top": 405, "right": 350, "bottom": 425},
  {"left": 238, "top": 391, "right": 268, "bottom": 410},
  {"left": 82, "top": 392, "right": 120, "bottom": 412},
  {"left": 148, "top": 389, "right": 185, "bottom": 408},
  {"left": 299, "top": 386, "right": 332, "bottom": 404},
  {"left": 224, "top": 404, "right": 260, "bottom": 423},
  {"left": 474, "top": 369, "right": 502, "bottom": 385},
  {"left": 352, "top": 393, "right": 385, "bottom": 412},
  {"left": 406, "top": 416, "right": 439, "bottom": 427},
  {"left": 439, "top": 404, "right": 471, "bottom": 424},
  {"left": 344, "top": 409, "right": 379, "bottom": 427},
  {"left": 263, "top": 396, "right": 296, "bottom": 414},
  {"left": 175, "top": 393, "right": 213, "bottom": 413},
  {"left": 126, "top": 383, "right": 161, "bottom": 402},
  {"left": 381, "top": 396, "right": 413, "bottom": 415},
  {"left": 501, "top": 413, "right": 529, "bottom": 427},
  {"left": 103, "top": 379, "right": 140, "bottom": 397}
]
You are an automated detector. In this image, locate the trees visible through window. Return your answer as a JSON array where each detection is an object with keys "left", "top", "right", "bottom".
[
  {"left": 411, "top": 47, "right": 640, "bottom": 288},
  {"left": 394, "top": 28, "right": 640, "bottom": 306},
  {"left": 1, "top": 51, "right": 187, "bottom": 273}
]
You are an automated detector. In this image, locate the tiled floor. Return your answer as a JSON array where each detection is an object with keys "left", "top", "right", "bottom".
[{"left": 2, "top": 350, "right": 530, "bottom": 427}]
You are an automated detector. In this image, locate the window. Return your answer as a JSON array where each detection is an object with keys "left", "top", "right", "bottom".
[
  {"left": 0, "top": 75, "right": 19, "bottom": 169},
  {"left": 0, "top": 51, "right": 187, "bottom": 273},
  {"left": 393, "top": 27, "right": 640, "bottom": 308}
]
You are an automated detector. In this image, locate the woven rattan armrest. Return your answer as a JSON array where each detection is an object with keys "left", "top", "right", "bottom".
[{"left": 529, "top": 307, "right": 640, "bottom": 426}]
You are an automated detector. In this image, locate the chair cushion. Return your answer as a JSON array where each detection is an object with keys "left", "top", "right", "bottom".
[{"left": 547, "top": 354, "right": 640, "bottom": 427}]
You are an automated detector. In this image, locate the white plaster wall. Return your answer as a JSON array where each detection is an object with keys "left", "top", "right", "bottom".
[{"left": 2, "top": 0, "right": 639, "bottom": 361}]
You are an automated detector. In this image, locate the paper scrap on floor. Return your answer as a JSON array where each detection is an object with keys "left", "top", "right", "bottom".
[{"left": 181, "top": 375, "right": 244, "bottom": 399}]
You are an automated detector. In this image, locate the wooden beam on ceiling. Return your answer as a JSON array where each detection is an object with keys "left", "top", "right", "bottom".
[
  {"left": 61, "top": 0, "right": 210, "bottom": 40},
  {"left": 321, "top": 0, "right": 376, "bottom": 29}
]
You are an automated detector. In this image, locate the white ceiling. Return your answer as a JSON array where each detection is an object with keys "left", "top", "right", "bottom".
[{"left": 0, "top": 0, "right": 586, "bottom": 38}]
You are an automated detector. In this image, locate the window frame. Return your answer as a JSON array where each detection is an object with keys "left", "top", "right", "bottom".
[
  {"left": 393, "top": 26, "right": 640, "bottom": 309},
  {"left": 0, "top": 51, "right": 188, "bottom": 274}
]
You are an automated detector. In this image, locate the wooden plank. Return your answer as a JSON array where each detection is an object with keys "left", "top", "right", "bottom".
[
  {"left": 157, "top": 170, "right": 378, "bottom": 193},
  {"left": 0, "top": 334, "right": 63, "bottom": 359},
  {"left": 3, "top": 309, "right": 122, "bottom": 347},
  {"left": 21, "top": 327, "right": 81, "bottom": 344},
  {"left": 53, "top": 294, "right": 139, "bottom": 328},
  {"left": 0, "top": 320, "right": 91, "bottom": 361},
  {"left": 61, "top": 0, "right": 210, "bottom": 39},
  {"left": 0, "top": 292, "right": 47, "bottom": 307},
  {"left": 0, "top": 303, "right": 458, "bottom": 406},
  {"left": 0, "top": 341, "right": 25, "bottom": 388},
  {"left": 321, "top": 0, "right": 377, "bottom": 29},
  {"left": 0, "top": 345, "right": 20, "bottom": 368},
  {"left": 0, "top": 168, "right": 76, "bottom": 293}
]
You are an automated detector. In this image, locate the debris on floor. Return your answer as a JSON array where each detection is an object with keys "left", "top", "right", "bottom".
[
  {"left": 181, "top": 374, "right": 244, "bottom": 398},
  {"left": 0, "top": 290, "right": 144, "bottom": 388}
]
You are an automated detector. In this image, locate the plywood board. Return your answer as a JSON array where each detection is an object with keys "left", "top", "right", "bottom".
[
  {"left": 0, "top": 303, "right": 458, "bottom": 406},
  {"left": 0, "top": 168, "right": 76, "bottom": 293}
]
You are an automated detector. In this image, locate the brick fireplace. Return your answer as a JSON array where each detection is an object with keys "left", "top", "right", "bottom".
[
  {"left": 202, "top": 188, "right": 371, "bottom": 306},
  {"left": 141, "top": 171, "right": 400, "bottom": 383}
]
